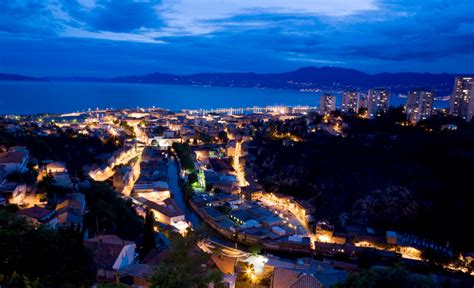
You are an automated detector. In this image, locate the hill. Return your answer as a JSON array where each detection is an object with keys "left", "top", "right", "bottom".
[{"left": 0, "top": 73, "right": 45, "bottom": 81}]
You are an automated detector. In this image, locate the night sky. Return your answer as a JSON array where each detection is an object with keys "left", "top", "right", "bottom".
[{"left": 1, "top": 0, "right": 473, "bottom": 76}]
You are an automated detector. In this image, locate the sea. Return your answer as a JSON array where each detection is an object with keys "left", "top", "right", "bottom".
[{"left": 0, "top": 81, "right": 438, "bottom": 115}]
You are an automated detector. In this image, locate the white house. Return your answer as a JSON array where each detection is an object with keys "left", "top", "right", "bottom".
[
  {"left": 0, "top": 148, "right": 29, "bottom": 174},
  {"left": 84, "top": 235, "right": 137, "bottom": 282}
]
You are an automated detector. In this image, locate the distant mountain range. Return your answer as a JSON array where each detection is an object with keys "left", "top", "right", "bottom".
[
  {"left": 0, "top": 73, "right": 45, "bottom": 82},
  {"left": 2, "top": 67, "right": 471, "bottom": 95}
]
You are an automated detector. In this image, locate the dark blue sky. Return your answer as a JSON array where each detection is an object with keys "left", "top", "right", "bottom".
[{"left": 1, "top": 0, "right": 473, "bottom": 76}]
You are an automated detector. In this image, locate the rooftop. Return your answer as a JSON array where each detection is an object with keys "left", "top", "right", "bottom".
[
  {"left": 145, "top": 198, "right": 184, "bottom": 218},
  {"left": 117, "top": 263, "right": 154, "bottom": 280},
  {"left": 209, "top": 158, "right": 235, "bottom": 173},
  {"left": 84, "top": 235, "right": 135, "bottom": 270},
  {"left": 0, "top": 151, "right": 28, "bottom": 164},
  {"left": 17, "top": 206, "right": 55, "bottom": 221}
]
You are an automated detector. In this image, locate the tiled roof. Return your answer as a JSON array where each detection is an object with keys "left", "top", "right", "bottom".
[
  {"left": 210, "top": 255, "right": 236, "bottom": 275},
  {"left": 145, "top": 198, "right": 184, "bottom": 218},
  {"left": 0, "top": 151, "right": 27, "bottom": 164},
  {"left": 84, "top": 235, "right": 134, "bottom": 270},
  {"left": 291, "top": 274, "right": 321, "bottom": 288},
  {"left": 17, "top": 206, "right": 54, "bottom": 221}
]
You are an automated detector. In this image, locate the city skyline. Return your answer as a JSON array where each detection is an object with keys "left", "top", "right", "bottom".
[{"left": 1, "top": 1, "right": 474, "bottom": 76}]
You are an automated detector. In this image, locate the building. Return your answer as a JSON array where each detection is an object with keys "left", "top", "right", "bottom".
[
  {"left": 0, "top": 148, "right": 29, "bottom": 174},
  {"left": 450, "top": 76, "right": 474, "bottom": 120},
  {"left": 84, "top": 235, "right": 137, "bottom": 282},
  {"left": 16, "top": 206, "right": 58, "bottom": 229},
  {"left": 45, "top": 161, "right": 67, "bottom": 173},
  {"left": 116, "top": 263, "right": 154, "bottom": 287},
  {"left": 270, "top": 263, "right": 347, "bottom": 288},
  {"left": 144, "top": 198, "right": 185, "bottom": 226},
  {"left": 0, "top": 181, "right": 27, "bottom": 205},
  {"left": 41, "top": 161, "right": 72, "bottom": 187},
  {"left": 367, "top": 89, "right": 390, "bottom": 118},
  {"left": 406, "top": 90, "right": 434, "bottom": 122},
  {"left": 55, "top": 193, "right": 86, "bottom": 229},
  {"left": 319, "top": 94, "right": 336, "bottom": 115},
  {"left": 241, "top": 185, "right": 263, "bottom": 201},
  {"left": 341, "top": 91, "right": 360, "bottom": 113},
  {"left": 133, "top": 181, "right": 171, "bottom": 202},
  {"left": 210, "top": 255, "right": 237, "bottom": 288},
  {"left": 294, "top": 200, "right": 315, "bottom": 224}
]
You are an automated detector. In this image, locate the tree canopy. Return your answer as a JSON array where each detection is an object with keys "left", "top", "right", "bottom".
[
  {"left": 337, "top": 266, "right": 434, "bottom": 288},
  {"left": 0, "top": 207, "right": 96, "bottom": 287},
  {"left": 150, "top": 230, "right": 223, "bottom": 288},
  {"left": 82, "top": 181, "right": 143, "bottom": 241}
]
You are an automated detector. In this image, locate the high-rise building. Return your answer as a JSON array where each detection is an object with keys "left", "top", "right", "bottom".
[
  {"left": 367, "top": 89, "right": 390, "bottom": 118},
  {"left": 406, "top": 90, "right": 434, "bottom": 122},
  {"left": 319, "top": 94, "right": 336, "bottom": 115},
  {"left": 341, "top": 91, "right": 360, "bottom": 113},
  {"left": 450, "top": 77, "right": 474, "bottom": 120}
]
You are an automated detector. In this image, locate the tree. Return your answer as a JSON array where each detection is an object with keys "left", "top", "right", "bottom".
[
  {"left": 82, "top": 181, "right": 143, "bottom": 241},
  {"left": 188, "top": 172, "right": 199, "bottom": 185},
  {"left": 172, "top": 142, "right": 195, "bottom": 172},
  {"left": 197, "top": 131, "right": 212, "bottom": 144},
  {"left": 141, "top": 209, "right": 156, "bottom": 260},
  {"left": 0, "top": 208, "right": 96, "bottom": 287},
  {"left": 357, "top": 249, "right": 381, "bottom": 269},
  {"left": 421, "top": 248, "right": 451, "bottom": 266},
  {"left": 337, "top": 266, "right": 434, "bottom": 288},
  {"left": 218, "top": 131, "right": 229, "bottom": 144},
  {"left": 249, "top": 243, "right": 262, "bottom": 256},
  {"left": 150, "top": 230, "right": 223, "bottom": 288}
]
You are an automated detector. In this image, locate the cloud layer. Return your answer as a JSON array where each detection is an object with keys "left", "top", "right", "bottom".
[{"left": 0, "top": 0, "right": 473, "bottom": 76}]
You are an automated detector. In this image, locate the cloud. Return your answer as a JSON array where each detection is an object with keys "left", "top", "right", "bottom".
[
  {"left": 158, "top": 0, "right": 377, "bottom": 35},
  {"left": 0, "top": 2, "right": 55, "bottom": 35},
  {"left": 0, "top": 0, "right": 473, "bottom": 75},
  {"left": 64, "top": 0, "right": 164, "bottom": 33}
]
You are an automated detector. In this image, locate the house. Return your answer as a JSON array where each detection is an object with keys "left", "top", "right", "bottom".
[
  {"left": 0, "top": 181, "right": 27, "bottom": 205},
  {"left": 210, "top": 255, "right": 237, "bottom": 288},
  {"left": 209, "top": 158, "right": 236, "bottom": 176},
  {"left": 294, "top": 200, "right": 315, "bottom": 223},
  {"left": 270, "top": 266, "right": 347, "bottom": 288},
  {"left": 163, "top": 129, "right": 175, "bottom": 138},
  {"left": 225, "top": 141, "right": 236, "bottom": 158},
  {"left": 242, "top": 185, "right": 263, "bottom": 201},
  {"left": 144, "top": 198, "right": 185, "bottom": 226},
  {"left": 116, "top": 263, "right": 154, "bottom": 287},
  {"left": 195, "top": 148, "right": 211, "bottom": 166},
  {"left": 51, "top": 171, "right": 72, "bottom": 187},
  {"left": 0, "top": 148, "right": 29, "bottom": 174},
  {"left": 41, "top": 161, "right": 72, "bottom": 187},
  {"left": 55, "top": 193, "right": 86, "bottom": 229},
  {"left": 84, "top": 235, "right": 137, "bottom": 282},
  {"left": 45, "top": 161, "right": 67, "bottom": 173},
  {"left": 16, "top": 206, "right": 58, "bottom": 229},
  {"left": 133, "top": 181, "right": 171, "bottom": 202}
]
